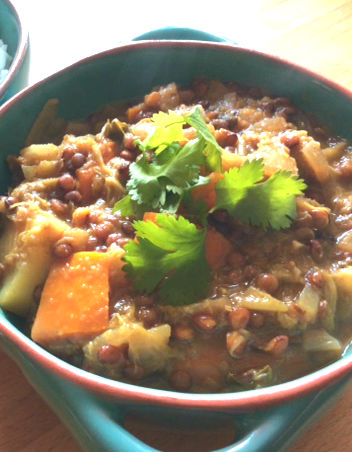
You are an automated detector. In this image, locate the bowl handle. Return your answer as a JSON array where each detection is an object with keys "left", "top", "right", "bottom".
[{"left": 132, "top": 27, "right": 237, "bottom": 44}]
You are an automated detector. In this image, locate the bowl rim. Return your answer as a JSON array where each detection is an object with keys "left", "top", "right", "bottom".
[
  {"left": 1, "top": 38, "right": 352, "bottom": 410},
  {"left": 0, "top": 0, "right": 29, "bottom": 101}
]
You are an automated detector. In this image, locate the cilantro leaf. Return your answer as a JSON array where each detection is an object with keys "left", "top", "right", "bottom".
[
  {"left": 113, "top": 194, "right": 135, "bottom": 216},
  {"left": 112, "top": 195, "right": 146, "bottom": 219},
  {"left": 214, "top": 159, "right": 306, "bottom": 230},
  {"left": 233, "top": 171, "right": 307, "bottom": 230},
  {"left": 143, "top": 110, "right": 186, "bottom": 153},
  {"left": 127, "top": 139, "right": 208, "bottom": 213},
  {"left": 214, "top": 159, "right": 264, "bottom": 214},
  {"left": 185, "top": 106, "right": 223, "bottom": 172},
  {"left": 123, "top": 214, "right": 211, "bottom": 305}
]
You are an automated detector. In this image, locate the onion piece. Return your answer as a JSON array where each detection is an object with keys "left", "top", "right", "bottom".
[
  {"left": 296, "top": 283, "right": 320, "bottom": 323},
  {"left": 303, "top": 328, "right": 342, "bottom": 354},
  {"left": 237, "top": 287, "right": 288, "bottom": 312}
]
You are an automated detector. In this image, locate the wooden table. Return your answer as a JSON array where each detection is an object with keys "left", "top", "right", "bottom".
[{"left": 2, "top": 0, "right": 352, "bottom": 450}]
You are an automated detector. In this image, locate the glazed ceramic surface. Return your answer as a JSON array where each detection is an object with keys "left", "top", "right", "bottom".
[
  {"left": 1, "top": 27, "right": 352, "bottom": 451},
  {"left": 0, "top": 0, "right": 29, "bottom": 103}
]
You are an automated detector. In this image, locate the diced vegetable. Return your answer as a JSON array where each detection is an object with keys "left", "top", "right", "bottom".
[
  {"left": 191, "top": 172, "right": 224, "bottom": 210},
  {"left": 76, "top": 164, "right": 97, "bottom": 203},
  {"left": 331, "top": 267, "right": 352, "bottom": 319},
  {"left": 205, "top": 227, "right": 232, "bottom": 270},
  {"left": 0, "top": 208, "right": 72, "bottom": 315},
  {"left": 249, "top": 134, "right": 298, "bottom": 177},
  {"left": 221, "top": 149, "right": 245, "bottom": 172},
  {"left": 84, "top": 314, "right": 171, "bottom": 375},
  {"left": 31, "top": 252, "right": 111, "bottom": 345},
  {"left": 20, "top": 143, "right": 60, "bottom": 165},
  {"left": 0, "top": 247, "right": 52, "bottom": 316},
  {"left": 237, "top": 287, "right": 288, "bottom": 312},
  {"left": 296, "top": 283, "right": 320, "bottom": 323},
  {"left": 293, "top": 138, "right": 331, "bottom": 184},
  {"left": 302, "top": 329, "right": 342, "bottom": 354},
  {"left": 321, "top": 273, "right": 337, "bottom": 331}
]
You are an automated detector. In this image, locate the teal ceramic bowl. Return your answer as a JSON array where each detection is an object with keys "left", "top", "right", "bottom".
[
  {"left": 1, "top": 28, "right": 352, "bottom": 452},
  {"left": 0, "top": 0, "right": 29, "bottom": 104}
]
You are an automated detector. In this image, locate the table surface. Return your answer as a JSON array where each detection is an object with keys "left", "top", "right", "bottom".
[{"left": 2, "top": 0, "right": 352, "bottom": 451}]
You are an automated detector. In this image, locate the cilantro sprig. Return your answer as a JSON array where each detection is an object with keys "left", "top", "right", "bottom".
[
  {"left": 213, "top": 160, "right": 307, "bottom": 230},
  {"left": 112, "top": 104, "right": 307, "bottom": 306},
  {"left": 123, "top": 214, "right": 211, "bottom": 306},
  {"left": 114, "top": 107, "right": 221, "bottom": 216}
]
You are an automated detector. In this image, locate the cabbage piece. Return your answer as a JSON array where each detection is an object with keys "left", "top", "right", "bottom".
[
  {"left": 321, "top": 273, "right": 337, "bottom": 331},
  {"left": 296, "top": 283, "right": 320, "bottom": 323},
  {"left": 228, "top": 364, "right": 274, "bottom": 389},
  {"left": 84, "top": 315, "right": 171, "bottom": 375},
  {"left": 302, "top": 329, "right": 342, "bottom": 354},
  {"left": 0, "top": 204, "right": 88, "bottom": 315},
  {"left": 331, "top": 267, "right": 352, "bottom": 320},
  {"left": 237, "top": 287, "right": 288, "bottom": 312}
]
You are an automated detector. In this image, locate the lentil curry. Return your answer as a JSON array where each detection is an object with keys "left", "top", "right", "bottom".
[{"left": 1, "top": 79, "right": 352, "bottom": 393}]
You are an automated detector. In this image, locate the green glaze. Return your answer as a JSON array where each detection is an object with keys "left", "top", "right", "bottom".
[
  {"left": 0, "top": 0, "right": 29, "bottom": 103},
  {"left": 1, "top": 27, "right": 352, "bottom": 452}
]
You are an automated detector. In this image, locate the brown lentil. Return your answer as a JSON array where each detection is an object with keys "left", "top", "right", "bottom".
[
  {"left": 280, "top": 134, "right": 300, "bottom": 149},
  {"left": 307, "top": 269, "right": 325, "bottom": 288},
  {"left": 226, "top": 330, "right": 249, "bottom": 358},
  {"left": 106, "top": 233, "right": 122, "bottom": 247},
  {"left": 98, "top": 344, "right": 126, "bottom": 365},
  {"left": 62, "top": 146, "right": 75, "bottom": 161},
  {"left": 71, "top": 152, "right": 87, "bottom": 169},
  {"left": 120, "top": 150, "right": 135, "bottom": 161},
  {"left": 264, "top": 335, "right": 289, "bottom": 357},
  {"left": 64, "top": 190, "right": 82, "bottom": 204},
  {"left": 86, "top": 236, "right": 100, "bottom": 251},
  {"left": 249, "top": 311, "right": 265, "bottom": 328},
  {"left": 121, "top": 221, "right": 135, "bottom": 237},
  {"left": 193, "top": 313, "right": 217, "bottom": 332},
  {"left": 136, "top": 306, "right": 160, "bottom": 328},
  {"left": 58, "top": 173, "right": 76, "bottom": 192},
  {"left": 256, "top": 273, "right": 279, "bottom": 294},
  {"left": 228, "top": 308, "right": 250, "bottom": 330},
  {"left": 92, "top": 222, "right": 115, "bottom": 242},
  {"left": 53, "top": 241, "right": 74, "bottom": 259},
  {"left": 310, "top": 209, "right": 329, "bottom": 230}
]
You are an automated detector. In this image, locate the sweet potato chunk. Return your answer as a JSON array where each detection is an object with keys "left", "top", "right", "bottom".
[
  {"left": 191, "top": 172, "right": 224, "bottom": 210},
  {"left": 31, "top": 252, "right": 111, "bottom": 345},
  {"left": 205, "top": 228, "right": 232, "bottom": 271}
]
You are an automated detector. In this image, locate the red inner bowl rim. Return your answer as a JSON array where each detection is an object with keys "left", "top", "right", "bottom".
[{"left": 1, "top": 39, "right": 352, "bottom": 410}]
